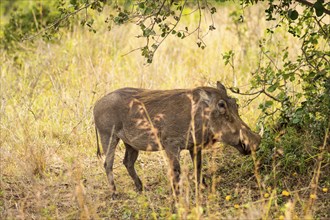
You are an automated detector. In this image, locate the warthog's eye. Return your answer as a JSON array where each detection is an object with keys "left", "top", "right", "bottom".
[{"left": 217, "top": 100, "right": 226, "bottom": 114}]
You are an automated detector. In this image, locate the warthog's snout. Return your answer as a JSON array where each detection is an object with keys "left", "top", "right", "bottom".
[{"left": 237, "top": 128, "right": 261, "bottom": 155}]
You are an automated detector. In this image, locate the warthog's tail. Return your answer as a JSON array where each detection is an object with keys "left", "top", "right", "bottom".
[{"left": 95, "top": 126, "right": 102, "bottom": 158}]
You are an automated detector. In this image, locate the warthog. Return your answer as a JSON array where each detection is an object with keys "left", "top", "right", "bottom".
[{"left": 94, "top": 82, "right": 261, "bottom": 195}]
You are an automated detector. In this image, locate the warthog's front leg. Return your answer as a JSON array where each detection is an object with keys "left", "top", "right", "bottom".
[
  {"left": 165, "top": 146, "right": 181, "bottom": 196},
  {"left": 189, "top": 149, "right": 207, "bottom": 187},
  {"left": 123, "top": 143, "right": 143, "bottom": 192}
]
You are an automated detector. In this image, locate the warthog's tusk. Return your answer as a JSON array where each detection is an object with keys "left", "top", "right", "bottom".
[{"left": 239, "top": 129, "right": 243, "bottom": 141}]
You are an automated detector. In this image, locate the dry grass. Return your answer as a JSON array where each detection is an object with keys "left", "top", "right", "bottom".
[{"left": 1, "top": 3, "right": 329, "bottom": 220}]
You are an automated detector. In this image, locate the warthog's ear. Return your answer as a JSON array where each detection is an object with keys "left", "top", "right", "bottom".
[{"left": 217, "top": 81, "right": 227, "bottom": 96}]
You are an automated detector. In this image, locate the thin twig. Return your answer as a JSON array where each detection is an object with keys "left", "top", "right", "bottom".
[
  {"left": 197, "top": 0, "right": 202, "bottom": 40},
  {"left": 263, "top": 90, "right": 281, "bottom": 102},
  {"left": 121, "top": 46, "right": 144, "bottom": 57},
  {"left": 229, "top": 88, "right": 263, "bottom": 96},
  {"left": 262, "top": 49, "right": 280, "bottom": 72}
]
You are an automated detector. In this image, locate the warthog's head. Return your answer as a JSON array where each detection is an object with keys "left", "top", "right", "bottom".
[{"left": 199, "top": 82, "right": 261, "bottom": 155}]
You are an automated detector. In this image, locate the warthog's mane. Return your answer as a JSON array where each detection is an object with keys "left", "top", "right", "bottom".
[{"left": 132, "top": 86, "right": 227, "bottom": 104}]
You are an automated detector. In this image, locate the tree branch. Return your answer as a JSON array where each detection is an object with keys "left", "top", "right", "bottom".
[
  {"left": 263, "top": 90, "right": 281, "bottom": 102},
  {"left": 230, "top": 87, "right": 281, "bottom": 103},
  {"left": 295, "top": 0, "right": 330, "bottom": 15}
]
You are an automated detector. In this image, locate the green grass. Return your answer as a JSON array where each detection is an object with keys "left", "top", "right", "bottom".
[{"left": 1, "top": 3, "right": 329, "bottom": 220}]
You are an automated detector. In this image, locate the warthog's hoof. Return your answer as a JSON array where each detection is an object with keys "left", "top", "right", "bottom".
[
  {"left": 107, "top": 185, "right": 117, "bottom": 200},
  {"left": 136, "top": 185, "right": 150, "bottom": 193},
  {"left": 201, "top": 177, "right": 208, "bottom": 188}
]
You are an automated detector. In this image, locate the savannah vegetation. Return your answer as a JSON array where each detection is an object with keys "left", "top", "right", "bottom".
[{"left": 1, "top": 0, "right": 329, "bottom": 219}]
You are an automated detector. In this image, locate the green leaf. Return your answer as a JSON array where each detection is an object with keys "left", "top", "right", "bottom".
[
  {"left": 288, "top": 9, "right": 299, "bottom": 20},
  {"left": 292, "top": 117, "right": 301, "bottom": 124},
  {"left": 314, "top": 1, "right": 325, "bottom": 17},
  {"left": 209, "top": 25, "right": 216, "bottom": 31},
  {"left": 276, "top": 91, "right": 287, "bottom": 101},
  {"left": 290, "top": 75, "right": 295, "bottom": 82},
  {"left": 151, "top": 44, "right": 158, "bottom": 50},
  {"left": 267, "top": 82, "right": 279, "bottom": 92},
  {"left": 143, "top": 28, "right": 155, "bottom": 37},
  {"left": 181, "top": 33, "right": 186, "bottom": 39},
  {"left": 265, "top": 100, "right": 274, "bottom": 108},
  {"left": 210, "top": 7, "right": 217, "bottom": 14},
  {"left": 283, "top": 51, "right": 288, "bottom": 60},
  {"left": 283, "top": 73, "right": 290, "bottom": 80},
  {"left": 138, "top": 2, "right": 145, "bottom": 9}
]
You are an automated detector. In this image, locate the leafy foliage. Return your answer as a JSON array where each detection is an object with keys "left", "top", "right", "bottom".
[
  {"left": 234, "top": 0, "right": 330, "bottom": 188},
  {"left": 1, "top": 0, "right": 106, "bottom": 49},
  {"left": 1, "top": 1, "right": 61, "bottom": 49}
]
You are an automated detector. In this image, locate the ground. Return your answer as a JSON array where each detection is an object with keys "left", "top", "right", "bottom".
[{"left": 1, "top": 142, "right": 329, "bottom": 219}]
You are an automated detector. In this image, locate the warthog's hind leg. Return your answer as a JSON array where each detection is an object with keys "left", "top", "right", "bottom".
[
  {"left": 123, "top": 143, "right": 143, "bottom": 192},
  {"left": 100, "top": 131, "right": 119, "bottom": 193}
]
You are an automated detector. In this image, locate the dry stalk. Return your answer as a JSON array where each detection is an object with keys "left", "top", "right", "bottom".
[
  {"left": 304, "top": 122, "right": 329, "bottom": 217},
  {"left": 251, "top": 147, "right": 263, "bottom": 197},
  {"left": 186, "top": 92, "right": 209, "bottom": 219},
  {"left": 186, "top": 93, "right": 200, "bottom": 214}
]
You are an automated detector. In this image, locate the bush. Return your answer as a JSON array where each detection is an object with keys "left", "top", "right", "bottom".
[{"left": 1, "top": 0, "right": 64, "bottom": 49}]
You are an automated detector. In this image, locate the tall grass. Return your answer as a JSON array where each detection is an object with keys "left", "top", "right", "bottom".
[{"left": 1, "top": 3, "right": 328, "bottom": 219}]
